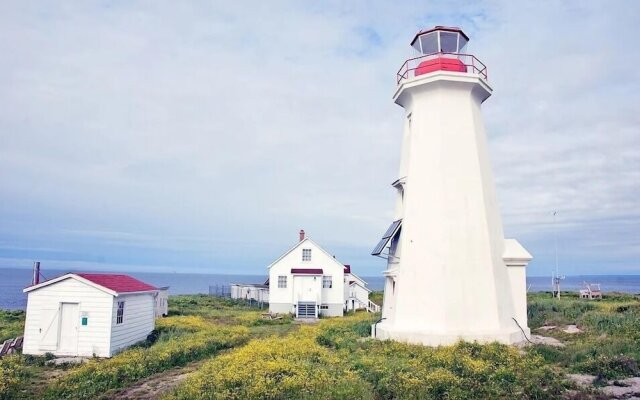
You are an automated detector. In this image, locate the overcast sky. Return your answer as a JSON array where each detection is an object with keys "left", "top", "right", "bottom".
[{"left": 1, "top": 1, "right": 638, "bottom": 277}]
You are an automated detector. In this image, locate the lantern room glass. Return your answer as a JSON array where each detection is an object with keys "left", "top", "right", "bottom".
[
  {"left": 413, "top": 30, "right": 468, "bottom": 54},
  {"left": 418, "top": 32, "right": 438, "bottom": 54}
]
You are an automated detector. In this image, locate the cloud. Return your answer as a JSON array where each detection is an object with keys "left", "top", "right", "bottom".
[{"left": 0, "top": 1, "right": 638, "bottom": 276}]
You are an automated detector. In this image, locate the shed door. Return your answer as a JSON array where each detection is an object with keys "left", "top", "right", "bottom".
[
  {"left": 39, "top": 306, "right": 60, "bottom": 350},
  {"left": 58, "top": 303, "right": 79, "bottom": 354}
]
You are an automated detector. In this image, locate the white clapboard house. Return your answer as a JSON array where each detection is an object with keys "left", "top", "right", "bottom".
[
  {"left": 265, "top": 230, "right": 378, "bottom": 318},
  {"left": 22, "top": 273, "right": 158, "bottom": 358}
]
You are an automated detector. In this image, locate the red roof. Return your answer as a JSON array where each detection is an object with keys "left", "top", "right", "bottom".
[
  {"left": 291, "top": 268, "right": 323, "bottom": 275},
  {"left": 76, "top": 273, "right": 157, "bottom": 293},
  {"left": 344, "top": 264, "right": 351, "bottom": 273}
]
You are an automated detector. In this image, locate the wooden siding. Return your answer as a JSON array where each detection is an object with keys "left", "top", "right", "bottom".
[
  {"left": 22, "top": 277, "right": 113, "bottom": 357},
  {"left": 109, "top": 293, "right": 155, "bottom": 355}
]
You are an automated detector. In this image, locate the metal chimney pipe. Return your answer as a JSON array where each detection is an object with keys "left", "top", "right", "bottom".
[{"left": 32, "top": 261, "right": 41, "bottom": 285}]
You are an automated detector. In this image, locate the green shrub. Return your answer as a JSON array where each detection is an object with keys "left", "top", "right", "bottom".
[
  {"left": 0, "top": 310, "right": 25, "bottom": 343},
  {"left": 44, "top": 325, "right": 249, "bottom": 399},
  {"left": 165, "top": 326, "right": 373, "bottom": 400},
  {"left": 315, "top": 313, "right": 376, "bottom": 351},
  {"left": 527, "top": 297, "right": 597, "bottom": 328},
  {"left": 0, "top": 355, "right": 29, "bottom": 400},
  {"left": 577, "top": 355, "right": 639, "bottom": 380},
  {"left": 351, "top": 340, "right": 566, "bottom": 399}
]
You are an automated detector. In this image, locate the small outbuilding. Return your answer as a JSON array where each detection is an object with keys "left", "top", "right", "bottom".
[
  {"left": 155, "top": 286, "right": 170, "bottom": 317},
  {"left": 230, "top": 282, "right": 269, "bottom": 304},
  {"left": 22, "top": 273, "right": 158, "bottom": 358}
]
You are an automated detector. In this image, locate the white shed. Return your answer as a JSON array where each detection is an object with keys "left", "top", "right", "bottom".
[
  {"left": 22, "top": 273, "right": 157, "bottom": 358},
  {"left": 230, "top": 283, "right": 269, "bottom": 304}
]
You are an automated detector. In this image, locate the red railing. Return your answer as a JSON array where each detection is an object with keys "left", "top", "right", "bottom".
[{"left": 396, "top": 52, "right": 488, "bottom": 84}]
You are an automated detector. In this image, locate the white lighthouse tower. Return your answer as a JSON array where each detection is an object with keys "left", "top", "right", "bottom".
[{"left": 372, "top": 26, "right": 533, "bottom": 346}]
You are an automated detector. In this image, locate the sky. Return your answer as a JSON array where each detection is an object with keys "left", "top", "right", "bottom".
[{"left": 1, "top": 1, "right": 639, "bottom": 277}]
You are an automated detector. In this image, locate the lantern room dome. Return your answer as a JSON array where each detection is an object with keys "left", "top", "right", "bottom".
[{"left": 410, "top": 26, "right": 469, "bottom": 54}]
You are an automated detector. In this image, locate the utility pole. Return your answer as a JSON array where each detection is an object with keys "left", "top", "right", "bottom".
[{"left": 552, "top": 211, "right": 563, "bottom": 299}]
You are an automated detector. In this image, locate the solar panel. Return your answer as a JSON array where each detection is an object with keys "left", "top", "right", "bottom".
[{"left": 371, "top": 219, "right": 402, "bottom": 256}]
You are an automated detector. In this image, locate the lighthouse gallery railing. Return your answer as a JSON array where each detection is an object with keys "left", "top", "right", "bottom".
[{"left": 396, "top": 52, "right": 488, "bottom": 84}]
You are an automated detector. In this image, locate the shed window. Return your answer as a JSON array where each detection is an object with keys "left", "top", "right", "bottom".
[
  {"left": 322, "top": 276, "right": 333, "bottom": 289},
  {"left": 278, "top": 275, "right": 287, "bottom": 288},
  {"left": 302, "top": 248, "right": 312, "bottom": 261},
  {"left": 116, "top": 301, "right": 125, "bottom": 324}
]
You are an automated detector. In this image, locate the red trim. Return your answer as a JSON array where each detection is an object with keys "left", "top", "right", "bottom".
[
  {"left": 291, "top": 268, "right": 323, "bottom": 275},
  {"left": 410, "top": 26, "right": 469, "bottom": 46},
  {"left": 396, "top": 52, "right": 487, "bottom": 84},
  {"left": 415, "top": 57, "right": 467, "bottom": 76}
]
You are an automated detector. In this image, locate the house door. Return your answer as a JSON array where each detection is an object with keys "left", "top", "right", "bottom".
[
  {"left": 298, "top": 276, "right": 316, "bottom": 302},
  {"left": 58, "top": 303, "right": 79, "bottom": 354}
]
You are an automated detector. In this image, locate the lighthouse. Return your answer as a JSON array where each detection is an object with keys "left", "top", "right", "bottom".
[{"left": 372, "top": 26, "right": 533, "bottom": 346}]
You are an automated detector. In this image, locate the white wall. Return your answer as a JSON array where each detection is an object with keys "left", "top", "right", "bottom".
[
  {"left": 22, "top": 277, "right": 113, "bottom": 357},
  {"left": 507, "top": 265, "right": 527, "bottom": 328},
  {"left": 269, "top": 239, "right": 345, "bottom": 316},
  {"left": 154, "top": 289, "right": 169, "bottom": 318},
  {"left": 348, "top": 284, "right": 371, "bottom": 309},
  {"left": 231, "top": 285, "right": 269, "bottom": 303},
  {"left": 109, "top": 293, "right": 155, "bottom": 356}
]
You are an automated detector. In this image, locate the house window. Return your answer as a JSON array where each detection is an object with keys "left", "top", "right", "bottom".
[
  {"left": 302, "top": 248, "right": 312, "bottom": 261},
  {"left": 322, "top": 276, "right": 332, "bottom": 289},
  {"left": 278, "top": 275, "right": 287, "bottom": 288},
  {"left": 320, "top": 305, "right": 329, "bottom": 310},
  {"left": 116, "top": 301, "right": 125, "bottom": 324}
]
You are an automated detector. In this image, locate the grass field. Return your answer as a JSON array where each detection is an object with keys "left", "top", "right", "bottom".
[
  {"left": 0, "top": 310, "right": 25, "bottom": 343},
  {"left": 1, "top": 291, "right": 639, "bottom": 399}
]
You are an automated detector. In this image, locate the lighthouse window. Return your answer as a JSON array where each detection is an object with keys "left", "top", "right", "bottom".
[
  {"left": 419, "top": 32, "right": 438, "bottom": 54},
  {"left": 440, "top": 32, "right": 458, "bottom": 53},
  {"left": 322, "top": 276, "right": 333, "bottom": 289},
  {"left": 278, "top": 275, "right": 287, "bottom": 288},
  {"left": 302, "top": 248, "right": 312, "bottom": 261}
]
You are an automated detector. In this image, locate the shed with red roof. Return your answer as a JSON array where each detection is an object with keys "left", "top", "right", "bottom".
[{"left": 22, "top": 272, "right": 158, "bottom": 358}]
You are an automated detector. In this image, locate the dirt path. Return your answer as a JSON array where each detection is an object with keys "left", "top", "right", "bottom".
[{"left": 100, "top": 359, "right": 206, "bottom": 400}]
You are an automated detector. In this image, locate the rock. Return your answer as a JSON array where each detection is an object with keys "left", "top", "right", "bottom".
[
  {"left": 567, "top": 374, "right": 595, "bottom": 386},
  {"left": 529, "top": 335, "right": 565, "bottom": 347},
  {"left": 563, "top": 325, "right": 582, "bottom": 334},
  {"left": 294, "top": 318, "right": 319, "bottom": 324},
  {"left": 601, "top": 377, "right": 640, "bottom": 398},
  {"left": 46, "top": 357, "right": 88, "bottom": 366},
  {"left": 536, "top": 325, "right": 557, "bottom": 331}
]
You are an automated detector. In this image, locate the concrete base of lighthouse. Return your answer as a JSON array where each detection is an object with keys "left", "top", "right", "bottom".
[{"left": 373, "top": 323, "right": 530, "bottom": 346}]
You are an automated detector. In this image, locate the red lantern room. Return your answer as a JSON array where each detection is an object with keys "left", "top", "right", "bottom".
[{"left": 396, "top": 26, "right": 487, "bottom": 83}]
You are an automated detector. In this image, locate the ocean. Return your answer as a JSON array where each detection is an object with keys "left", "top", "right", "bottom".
[{"left": 1, "top": 267, "right": 639, "bottom": 310}]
